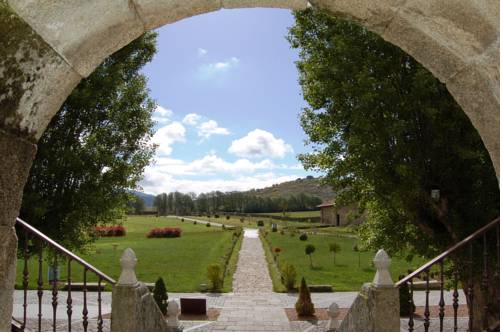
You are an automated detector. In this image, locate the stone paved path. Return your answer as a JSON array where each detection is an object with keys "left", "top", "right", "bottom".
[{"left": 211, "top": 228, "right": 290, "bottom": 331}]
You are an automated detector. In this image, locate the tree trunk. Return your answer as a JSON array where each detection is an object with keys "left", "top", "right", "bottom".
[{"left": 461, "top": 276, "right": 499, "bottom": 331}]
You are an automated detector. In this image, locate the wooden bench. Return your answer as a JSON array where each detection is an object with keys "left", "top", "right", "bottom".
[
  {"left": 180, "top": 298, "right": 207, "bottom": 315},
  {"left": 63, "top": 282, "right": 106, "bottom": 291}
]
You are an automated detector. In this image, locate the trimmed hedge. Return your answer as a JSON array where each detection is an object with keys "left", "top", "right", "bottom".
[
  {"left": 95, "top": 226, "right": 126, "bottom": 237},
  {"left": 147, "top": 227, "right": 182, "bottom": 238}
]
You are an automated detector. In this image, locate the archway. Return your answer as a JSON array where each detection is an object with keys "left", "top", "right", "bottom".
[{"left": 0, "top": 0, "right": 499, "bottom": 330}]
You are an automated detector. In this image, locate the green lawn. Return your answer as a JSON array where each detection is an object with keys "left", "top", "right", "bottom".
[
  {"left": 263, "top": 231, "right": 425, "bottom": 291},
  {"left": 188, "top": 214, "right": 316, "bottom": 229},
  {"left": 16, "top": 216, "right": 238, "bottom": 292}
]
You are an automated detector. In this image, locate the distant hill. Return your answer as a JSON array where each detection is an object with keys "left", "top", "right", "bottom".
[
  {"left": 130, "top": 190, "right": 156, "bottom": 207},
  {"left": 246, "top": 176, "right": 335, "bottom": 201}
]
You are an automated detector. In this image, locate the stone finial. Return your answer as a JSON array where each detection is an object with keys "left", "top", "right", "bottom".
[
  {"left": 327, "top": 302, "right": 340, "bottom": 331},
  {"left": 166, "top": 299, "right": 183, "bottom": 331},
  {"left": 117, "top": 248, "right": 138, "bottom": 286},
  {"left": 372, "top": 249, "right": 394, "bottom": 287}
]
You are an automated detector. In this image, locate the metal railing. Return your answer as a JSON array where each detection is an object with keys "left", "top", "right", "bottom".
[
  {"left": 15, "top": 218, "right": 116, "bottom": 332},
  {"left": 395, "top": 217, "right": 499, "bottom": 332}
]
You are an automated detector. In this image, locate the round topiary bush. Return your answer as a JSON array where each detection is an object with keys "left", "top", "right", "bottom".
[
  {"left": 257, "top": 220, "right": 264, "bottom": 227},
  {"left": 206, "top": 223, "right": 211, "bottom": 227},
  {"left": 299, "top": 233, "right": 308, "bottom": 241}
]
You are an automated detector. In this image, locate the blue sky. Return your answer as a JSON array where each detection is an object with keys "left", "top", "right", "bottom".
[{"left": 139, "top": 8, "right": 319, "bottom": 195}]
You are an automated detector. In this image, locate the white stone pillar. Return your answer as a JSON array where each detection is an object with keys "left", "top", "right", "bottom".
[
  {"left": 166, "top": 299, "right": 183, "bottom": 332},
  {"left": 111, "top": 248, "right": 169, "bottom": 332},
  {"left": 327, "top": 302, "right": 340, "bottom": 331}
]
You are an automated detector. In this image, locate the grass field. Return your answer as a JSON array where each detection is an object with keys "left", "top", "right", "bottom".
[
  {"left": 16, "top": 216, "right": 239, "bottom": 292},
  {"left": 263, "top": 231, "right": 425, "bottom": 292}
]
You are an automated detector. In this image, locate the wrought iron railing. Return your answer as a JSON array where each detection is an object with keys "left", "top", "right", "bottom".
[
  {"left": 15, "top": 218, "right": 116, "bottom": 332},
  {"left": 395, "top": 217, "right": 499, "bottom": 332}
]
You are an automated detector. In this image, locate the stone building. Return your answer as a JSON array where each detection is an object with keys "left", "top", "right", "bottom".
[{"left": 318, "top": 201, "right": 363, "bottom": 226}]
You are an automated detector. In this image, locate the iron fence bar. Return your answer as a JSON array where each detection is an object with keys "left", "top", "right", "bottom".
[
  {"left": 453, "top": 267, "right": 459, "bottom": 332},
  {"left": 468, "top": 243, "right": 474, "bottom": 332},
  {"left": 439, "top": 261, "right": 445, "bottom": 331},
  {"left": 83, "top": 269, "right": 88, "bottom": 332},
  {"left": 424, "top": 269, "right": 430, "bottom": 332},
  {"left": 37, "top": 243, "right": 43, "bottom": 332},
  {"left": 51, "top": 253, "right": 58, "bottom": 332},
  {"left": 97, "top": 277, "right": 103, "bottom": 332},
  {"left": 22, "top": 230, "right": 29, "bottom": 331},
  {"left": 408, "top": 279, "right": 414, "bottom": 332},
  {"left": 67, "top": 258, "right": 72, "bottom": 332}
]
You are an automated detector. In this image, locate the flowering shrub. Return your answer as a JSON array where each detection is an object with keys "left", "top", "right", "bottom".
[
  {"left": 147, "top": 227, "right": 182, "bottom": 238},
  {"left": 95, "top": 226, "right": 126, "bottom": 237}
]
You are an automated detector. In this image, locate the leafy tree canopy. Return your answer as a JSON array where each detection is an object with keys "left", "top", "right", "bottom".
[
  {"left": 287, "top": 8, "right": 499, "bottom": 259},
  {"left": 20, "top": 32, "right": 158, "bottom": 251}
]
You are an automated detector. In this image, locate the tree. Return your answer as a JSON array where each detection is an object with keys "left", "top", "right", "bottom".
[
  {"left": 20, "top": 32, "right": 157, "bottom": 251},
  {"left": 328, "top": 242, "right": 341, "bottom": 265},
  {"left": 305, "top": 244, "right": 316, "bottom": 268},
  {"left": 295, "top": 277, "right": 315, "bottom": 316},
  {"left": 153, "top": 277, "right": 168, "bottom": 316},
  {"left": 288, "top": 8, "right": 499, "bottom": 328},
  {"left": 128, "top": 195, "right": 145, "bottom": 215},
  {"left": 207, "top": 263, "right": 222, "bottom": 292}
]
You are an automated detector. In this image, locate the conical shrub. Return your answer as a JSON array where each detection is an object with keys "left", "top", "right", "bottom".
[
  {"left": 153, "top": 277, "right": 168, "bottom": 316},
  {"left": 295, "top": 277, "right": 315, "bottom": 316}
]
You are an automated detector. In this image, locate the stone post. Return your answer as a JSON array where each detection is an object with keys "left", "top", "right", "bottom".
[
  {"left": 338, "top": 249, "right": 400, "bottom": 332},
  {"left": 111, "top": 248, "right": 169, "bottom": 332},
  {"left": 0, "top": 130, "right": 37, "bottom": 331},
  {"left": 327, "top": 302, "right": 340, "bottom": 331}
]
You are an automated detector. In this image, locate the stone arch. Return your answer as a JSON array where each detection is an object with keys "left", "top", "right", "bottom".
[{"left": 0, "top": 0, "right": 499, "bottom": 330}]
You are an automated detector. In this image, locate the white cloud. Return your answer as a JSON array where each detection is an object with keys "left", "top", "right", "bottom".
[
  {"left": 197, "top": 57, "right": 239, "bottom": 79},
  {"left": 140, "top": 167, "right": 299, "bottom": 195},
  {"left": 151, "top": 154, "right": 278, "bottom": 176},
  {"left": 182, "top": 113, "right": 202, "bottom": 126},
  {"left": 152, "top": 105, "right": 173, "bottom": 124},
  {"left": 197, "top": 120, "right": 230, "bottom": 139},
  {"left": 151, "top": 122, "right": 186, "bottom": 156},
  {"left": 197, "top": 48, "right": 208, "bottom": 57},
  {"left": 228, "top": 129, "right": 293, "bottom": 159}
]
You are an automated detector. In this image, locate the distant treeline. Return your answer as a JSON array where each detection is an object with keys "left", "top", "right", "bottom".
[{"left": 152, "top": 191, "right": 323, "bottom": 216}]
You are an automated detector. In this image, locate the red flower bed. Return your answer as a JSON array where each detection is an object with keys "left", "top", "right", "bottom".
[
  {"left": 95, "top": 226, "right": 126, "bottom": 237},
  {"left": 147, "top": 227, "right": 182, "bottom": 238}
]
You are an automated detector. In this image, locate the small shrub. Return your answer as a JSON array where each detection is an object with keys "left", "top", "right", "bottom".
[
  {"left": 95, "top": 226, "right": 126, "bottom": 237},
  {"left": 328, "top": 242, "right": 342, "bottom": 264},
  {"left": 207, "top": 264, "right": 222, "bottom": 292},
  {"left": 305, "top": 244, "right": 316, "bottom": 268},
  {"left": 222, "top": 224, "right": 226, "bottom": 230},
  {"left": 206, "top": 223, "right": 211, "bottom": 227},
  {"left": 281, "top": 263, "right": 297, "bottom": 291},
  {"left": 226, "top": 215, "right": 230, "bottom": 220},
  {"left": 299, "top": 233, "right": 308, "bottom": 241},
  {"left": 214, "top": 214, "right": 219, "bottom": 218},
  {"left": 272, "top": 225, "right": 278, "bottom": 232},
  {"left": 153, "top": 277, "right": 168, "bottom": 316},
  {"left": 147, "top": 227, "right": 181, "bottom": 238},
  {"left": 295, "top": 277, "right": 314, "bottom": 316},
  {"left": 257, "top": 220, "right": 264, "bottom": 227},
  {"left": 280, "top": 230, "right": 285, "bottom": 235},
  {"left": 193, "top": 221, "right": 197, "bottom": 225},
  {"left": 181, "top": 218, "right": 184, "bottom": 222},
  {"left": 239, "top": 217, "right": 245, "bottom": 223}
]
